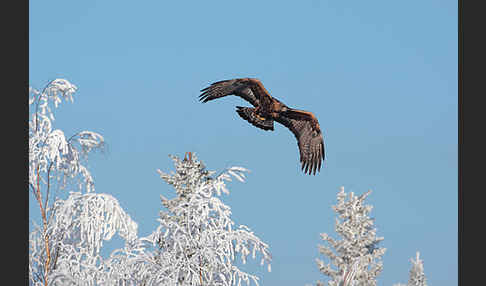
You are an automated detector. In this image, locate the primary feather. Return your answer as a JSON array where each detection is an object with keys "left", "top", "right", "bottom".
[
  {"left": 199, "top": 79, "right": 260, "bottom": 107},
  {"left": 274, "top": 113, "right": 325, "bottom": 175}
]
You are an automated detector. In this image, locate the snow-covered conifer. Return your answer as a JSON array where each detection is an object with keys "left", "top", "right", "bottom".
[
  {"left": 407, "top": 252, "right": 427, "bottom": 286},
  {"left": 393, "top": 251, "right": 427, "bottom": 286},
  {"left": 314, "top": 187, "right": 386, "bottom": 286},
  {"left": 141, "top": 153, "right": 272, "bottom": 285}
]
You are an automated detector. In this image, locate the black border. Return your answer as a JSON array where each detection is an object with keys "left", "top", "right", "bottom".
[
  {"left": 459, "top": 0, "right": 484, "bottom": 285},
  {"left": 6, "top": 0, "right": 29, "bottom": 282},
  {"left": 24, "top": 0, "right": 30, "bottom": 283}
]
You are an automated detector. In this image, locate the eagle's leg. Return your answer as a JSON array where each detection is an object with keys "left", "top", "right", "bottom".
[
  {"left": 253, "top": 106, "right": 268, "bottom": 121},
  {"left": 256, "top": 114, "right": 267, "bottom": 121},
  {"left": 254, "top": 105, "right": 261, "bottom": 114}
]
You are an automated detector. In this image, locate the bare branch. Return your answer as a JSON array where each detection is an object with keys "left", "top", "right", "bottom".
[{"left": 44, "top": 162, "right": 54, "bottom": 214}]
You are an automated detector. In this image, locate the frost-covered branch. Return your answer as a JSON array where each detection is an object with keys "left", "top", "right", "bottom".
[
  {"left": 29, "top": 79, "right": 105, "bottom": 198},
  {"left": 29, "top": 192, "right": 140, "bottom": 286}
]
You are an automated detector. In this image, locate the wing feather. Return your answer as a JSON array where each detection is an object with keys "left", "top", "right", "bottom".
[
  {"left": 275, "top": 111, "right": 325, "bottom": 175},
  {"left": 199, "top": 78, "right": 270, "bottom": 107}
]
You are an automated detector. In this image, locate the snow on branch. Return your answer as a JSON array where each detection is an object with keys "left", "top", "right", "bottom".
[
  {"left": 29, "top": 79, "right": 105, "bottom": 194},
  {"left": 29, "top": 192, "right": 139, "bottom": 285}
]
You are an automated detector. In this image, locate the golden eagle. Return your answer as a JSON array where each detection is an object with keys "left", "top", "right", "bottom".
[{"left": 199, "top": 78, "right": 325, "bottom": 175}]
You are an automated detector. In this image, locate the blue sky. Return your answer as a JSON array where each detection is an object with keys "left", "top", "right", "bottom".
[{"left": 29, "top": 1, "right": 457, "bottom": 285}]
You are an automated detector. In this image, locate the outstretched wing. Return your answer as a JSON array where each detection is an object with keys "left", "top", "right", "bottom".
[
  {"left": 199, "top": 78, "right": 271, "bottom": 107},
  {"left": 275, "top": 110, "right": 325, "bottom": 175}
]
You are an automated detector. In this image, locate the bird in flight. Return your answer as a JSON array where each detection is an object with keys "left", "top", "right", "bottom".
[{"left": 199, "top": 78, "right": 325, "bottom": 175}]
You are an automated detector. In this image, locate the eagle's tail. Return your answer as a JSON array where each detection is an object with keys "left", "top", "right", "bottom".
[{"left": 236, "top": 106, "right": 274, "bottom": 131}]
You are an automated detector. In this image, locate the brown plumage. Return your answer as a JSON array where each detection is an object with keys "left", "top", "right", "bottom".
[{"left": 199, "top": 78, "right": 325, "bottom": 175}]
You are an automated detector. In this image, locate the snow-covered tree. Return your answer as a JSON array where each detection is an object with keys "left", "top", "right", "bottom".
[
  {"left": 138, "top": 153, "right": 272, "bottom": 285},
  {"left": 407, "top": 252, "right": 427, "bottom": 286},
  {"left": 314, "top": 187, "right": 386, "bottom": 286},
  {"left": 29, "top": 79, "right": 139, "bottom": 285},
  {"left": 393, "top": 252, "right": 427, "bottom": 286},
  {"left": 30, "top": 192, "right": 141, "bottom": 285}
]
